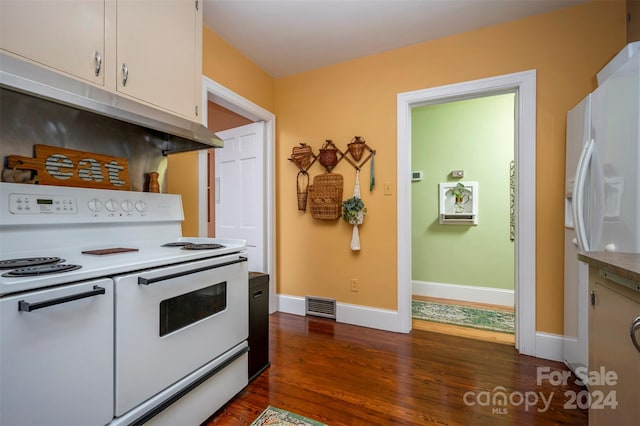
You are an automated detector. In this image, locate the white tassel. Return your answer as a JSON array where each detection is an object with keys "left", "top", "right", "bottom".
[
  {"left": 350, "top": 170, "right": 362, "bottom": 251},
  {"left": 351, "top": 224, "right": 361, "bottom": 251}
]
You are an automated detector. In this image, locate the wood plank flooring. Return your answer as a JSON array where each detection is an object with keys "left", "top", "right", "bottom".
[{"left": 205, "top": 313, "right": 588, "bottom": 426}]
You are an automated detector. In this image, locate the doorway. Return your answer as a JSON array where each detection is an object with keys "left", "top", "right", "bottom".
[
  {"left": 410, "top": 93, "right": 516, "bottom": 344},
  {"left": 396, "top": 70, "right": 537, "bottom": 356},
  {"left": 201, "top": 76, "right": 277, "bottom": 313}
]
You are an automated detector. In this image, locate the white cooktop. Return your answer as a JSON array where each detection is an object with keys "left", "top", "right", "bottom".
[{"left": 0, "top": 183, "right": 246, "bottom": 296}]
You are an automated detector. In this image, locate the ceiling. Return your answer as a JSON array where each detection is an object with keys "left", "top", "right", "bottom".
[{"left": 203, "top": 0, "right": 588, "bottom": 78}]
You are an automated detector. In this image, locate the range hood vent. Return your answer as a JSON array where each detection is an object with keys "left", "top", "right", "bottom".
[{"left": 0, "top": 53, "right": 223, "bottom": 151}]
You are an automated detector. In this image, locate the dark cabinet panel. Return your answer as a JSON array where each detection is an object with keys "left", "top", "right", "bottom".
[{"left": 248, "top": 272, "right": 270, "bottom": 381}]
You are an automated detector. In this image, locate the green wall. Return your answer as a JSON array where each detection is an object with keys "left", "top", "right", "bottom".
[{"left": 411, "top": 93, "right": 515, "bottom": 290}]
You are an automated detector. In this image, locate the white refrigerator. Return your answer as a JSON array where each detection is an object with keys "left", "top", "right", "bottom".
[{"left": 564, "top": 43, "right": 640, "bottom": 382}]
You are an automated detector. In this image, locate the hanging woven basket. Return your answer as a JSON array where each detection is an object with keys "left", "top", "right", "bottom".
[
  {"left": 296, "top": 171, "right": 309, "bottom": 211},
  {"left": 290, "top": 143, "right": 313, "bottom": 169},
  {"left": 347, "top": 136, "right": 366, "bottom": 161},
  {"left": 308, "top": 173, "right": 343, "bottom": 220},
  {"left": 318, "top": 140, "right": 338, "bottom": 172}
]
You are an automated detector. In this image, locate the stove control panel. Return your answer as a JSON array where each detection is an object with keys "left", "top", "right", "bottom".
[
  {"left": 0, "top": 182, "right": 182, "bottom": 224},
  {"left": 8, "top": 193, "right": 77, "bottom": 214}
]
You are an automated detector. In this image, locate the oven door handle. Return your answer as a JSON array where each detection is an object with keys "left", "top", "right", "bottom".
[
  {"left": 137, "top": 256, "right": 248, "bottom": 285},
  {"left": 18, "top": 285, "right": 106, "bottom": 312}
]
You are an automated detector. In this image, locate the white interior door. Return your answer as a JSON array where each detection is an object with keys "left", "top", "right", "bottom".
[{"left": 215, "top": 122, "right": 265, "bottom": 272}]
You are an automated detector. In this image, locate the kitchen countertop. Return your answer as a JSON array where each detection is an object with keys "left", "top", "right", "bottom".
[{"left": 578, "top": 252, "right": 640, "bottom": 284}]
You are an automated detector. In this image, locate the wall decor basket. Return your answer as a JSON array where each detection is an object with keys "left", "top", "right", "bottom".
[
  {"left": 289, "top": 143, "right": 314, "bottom": 170},
  {"left": 297, "top": 171, "right": 309, "bottom": 211},
  {"left": 308, "top": 173, "right": 343, "bottom": 220},
  {"left": 347, "top": 136, "right": 366, "bottom": 161},
  {"left": 317, "top": 140, "right": 340, "bottom": 172}
]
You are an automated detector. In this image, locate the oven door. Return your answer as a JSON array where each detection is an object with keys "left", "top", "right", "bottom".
[
  {"left": 0, "top": 279, "right": 114, "bottom": 426},
  {"left": 114, "top": 253, "right": 248, "bottom": 417}
]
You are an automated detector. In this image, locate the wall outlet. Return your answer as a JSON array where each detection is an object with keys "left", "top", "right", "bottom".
[{"left": 350, "top": 278, "right": 359, "bottom": 292}]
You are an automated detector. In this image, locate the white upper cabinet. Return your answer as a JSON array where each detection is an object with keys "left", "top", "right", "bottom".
[
  {"left": 0, "top": 0, "right": 202, "bottom": 121},
  {"left": 116, "top": 0, "right": 201, "bottom": 120},
  {"left": 0, "top": 0, "right": 105, "bottom": 86}
]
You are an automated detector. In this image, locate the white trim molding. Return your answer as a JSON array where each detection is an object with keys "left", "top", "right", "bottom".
[
  {"left": 535, "top": 332, "right": 565, "bottom": 362},
  {"left": 201, "top": 76, "right": 277, "bottom": 313},
  {"left": 397, "top": 70, "right": 537, "bottom": 356},
  {"left": 412, "top": 281, "right": 515, "bottom": 307},
  {"left": 277, "top": 294, "right": 400, "bottom": 332},
  {"left": 197, "top": 150, "right": 208, "bottom": 237}
]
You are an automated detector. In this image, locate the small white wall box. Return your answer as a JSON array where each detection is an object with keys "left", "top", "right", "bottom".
[
  {"left": 411, "top": 171, "right": 423, "bottom": 181},
  {"left": 439, "top": 181, "right": 478, "bottom": 225}
]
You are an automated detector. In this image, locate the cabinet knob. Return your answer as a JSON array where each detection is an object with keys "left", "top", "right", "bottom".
[
  {"left": 122, "top": 63, "right": 129, "bottom": 86},
  {"left": 631, "top": 316, "right": 640, "bottom": 353},
  {"left": 94, "top": 51, "right": 102, "bottom": 77}
]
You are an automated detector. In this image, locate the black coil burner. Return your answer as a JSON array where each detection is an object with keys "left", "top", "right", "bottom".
[
  {"left": 161, "top": 242, "right": 194, "bottom": 247},
  {"left": 181, "top": 243, "right": 225, "bottom": 250},
  {"left": 0, "top": 257, "right": 82, "bottom": 277},
  {"left": 2, "top": 263, "right": 82, "bottom": 277},
  {"left": 0, "top": 257, "right": 64, "bottom": 269},
  {"left": 162, "top": 242, "right": 225, "bottom": 250}
]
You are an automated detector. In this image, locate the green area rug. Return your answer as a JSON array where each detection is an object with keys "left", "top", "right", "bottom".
[
  {"left": 412, "top": 299, "right": 515, "bottom": 334},
  {"left": 251, "top": 406, "right": 327, "bottom": 426}
]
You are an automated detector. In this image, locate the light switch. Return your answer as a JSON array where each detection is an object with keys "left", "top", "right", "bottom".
[{"left": 384, "top": 182, "right": 393, "bottom": 195}]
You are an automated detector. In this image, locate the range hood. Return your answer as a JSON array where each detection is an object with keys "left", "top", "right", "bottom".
[{"left": 0, "top": 53, "right": 223, "bottom": 150}]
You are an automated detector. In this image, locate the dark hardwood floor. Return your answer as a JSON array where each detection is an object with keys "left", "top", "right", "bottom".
[{"left": 205, "top": 313, "right": 588, "bottom": 425}]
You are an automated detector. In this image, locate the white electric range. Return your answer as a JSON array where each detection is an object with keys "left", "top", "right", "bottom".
[{"left": 0, "top": 182, "right": 249, "bottom": 426}]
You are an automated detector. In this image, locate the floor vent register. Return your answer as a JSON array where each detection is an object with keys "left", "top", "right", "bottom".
[{"left": 305, "top": 296, "right": 337, "bottom": 319}]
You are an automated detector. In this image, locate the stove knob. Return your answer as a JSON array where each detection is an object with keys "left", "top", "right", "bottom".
[
  {"left": 105, "top": 199, "right": 119, "bottom": 212},
  {"left": 87, "top": 198, "right": 103, "bottom": 212},
  {"left": 121, "top": 199, "right": 134, "bottom": 212},
  {"left": 135, "top": 200, "right": 147, "bottom": 212}
]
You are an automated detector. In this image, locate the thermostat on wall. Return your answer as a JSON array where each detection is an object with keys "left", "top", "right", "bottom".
[{"left": 411, "top": 171, "right": 423, "bottom": 182}]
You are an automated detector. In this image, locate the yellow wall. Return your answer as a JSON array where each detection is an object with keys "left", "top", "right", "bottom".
[
  {"left": 167, "top": 151, "right": 200, "bottom": 237},
  {"left": 203, "top": 0, "right": 627, "bottom": 335},
  {"left": 202, "top": 26, "right": 275, "bottom": 112}
]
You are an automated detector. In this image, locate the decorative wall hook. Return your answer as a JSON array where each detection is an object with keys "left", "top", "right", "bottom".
[{"left": 287, "top": 137, "right": 376, "bottom": 193}]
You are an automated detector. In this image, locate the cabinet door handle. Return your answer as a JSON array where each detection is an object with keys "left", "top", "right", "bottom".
[
  {"left": 18, "top": 285, "right": 106, "bottom": 312},
  {"left": 94, "top": 51, "right": 102, "bottom": 76},
  {"left": 122, "top": 63, "right": 129, "bottom": 86},
  {"left": 630, "top": 317, "right": 640, "bottom": 353}
]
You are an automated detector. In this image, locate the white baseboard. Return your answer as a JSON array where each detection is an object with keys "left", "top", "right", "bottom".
[
  {"left": 535, "top": 332, "right": 565, "bottom": 362},
  {"left": 276, "top": 294, "right": 401, "bottom": 332},
  {"left": 412, "top": 280, "right": 514, "bottom": 307},
  {"left": 276, "top": 294, "right": 306, "bottom": 316}
]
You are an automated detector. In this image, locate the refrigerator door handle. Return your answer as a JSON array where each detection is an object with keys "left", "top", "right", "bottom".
[{"left": 573, "top": 138, "right": 594, "bottom": 252}]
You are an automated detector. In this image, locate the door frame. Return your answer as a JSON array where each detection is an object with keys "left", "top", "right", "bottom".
[
  {"left": 201, "top": 76, "right": 277, "bottom": 313},
  {"left": 396, "top": 70, "right": 536, "bottom": 356}
]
